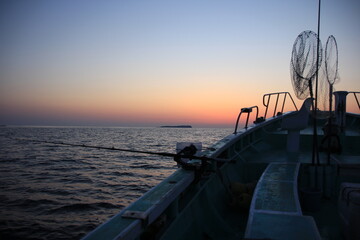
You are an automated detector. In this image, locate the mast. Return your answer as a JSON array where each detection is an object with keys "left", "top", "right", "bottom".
[{"left": 312, "top": 0, "right": 321, "bottom": 187}]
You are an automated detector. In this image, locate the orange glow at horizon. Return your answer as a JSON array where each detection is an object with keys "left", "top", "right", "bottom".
[
  {"left": 1, "top": 1, "right": 359, "bottom": 127},
  {"left": 1, "top": 75, "right": 265, "bottom": 126},
  {"left": 2, "top": 88, "right": 359, "bottom": 127}
]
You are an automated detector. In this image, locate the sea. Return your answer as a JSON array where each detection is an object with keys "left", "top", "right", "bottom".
[{"left": 0, "top": 126, "right": 231, "bottom": 240}]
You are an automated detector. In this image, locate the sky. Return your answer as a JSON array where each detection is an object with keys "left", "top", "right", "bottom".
[{"left": 0, "top": 0, "right": 359, "bottom": 127}]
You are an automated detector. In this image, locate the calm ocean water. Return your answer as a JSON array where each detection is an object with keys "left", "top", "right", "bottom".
[{"left": 0, "top": 127, "right": 231, "bottom": 239}]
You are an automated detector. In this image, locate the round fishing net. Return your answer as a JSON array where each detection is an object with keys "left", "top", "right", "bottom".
[
  {"left": 317, "top": 35, "right": 340, "bottom": 119},
  {"left": 325, "top": 35, "right": 339, "bottom": 86},
  {"left": 316, "top": 67, "right": 331, "bottom": 119},
  {"left": 290, "top": 30, "right": 323, "bottom": 100}
]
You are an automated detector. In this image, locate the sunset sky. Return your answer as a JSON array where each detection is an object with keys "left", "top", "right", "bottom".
[{"left": 1, "top": 0, "right": 359, "bottom": 127}]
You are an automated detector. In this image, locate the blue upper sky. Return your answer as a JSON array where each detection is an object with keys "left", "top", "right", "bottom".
[{"left": 0, "top": 0, "right": 359, "bottom": 126}]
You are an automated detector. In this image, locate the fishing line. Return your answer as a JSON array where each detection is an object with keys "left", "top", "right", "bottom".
[
  {"left": 15, "top": 138, "right": 234, "bottom": 198},
  {"left": 15, "top": 138, "right": 229, "bottom": 163}
]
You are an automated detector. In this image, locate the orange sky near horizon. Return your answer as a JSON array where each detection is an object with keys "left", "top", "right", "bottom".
[{"left": 0, "top": 1, "right": 359, "bottom": 127}]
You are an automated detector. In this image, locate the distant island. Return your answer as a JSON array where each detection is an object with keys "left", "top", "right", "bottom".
[{"left": 160, "top": 125, "right": 192, "bottom": 128}]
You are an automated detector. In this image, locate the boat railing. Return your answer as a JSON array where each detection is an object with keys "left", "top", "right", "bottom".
[
  {"left": 263, "top": 92, "right": 298, "bottom": 119},
  {"left": 348, "top": 91, "right": 360, "bottom": 110},
  {"left": 234, "top": 106, "right": 259, "bottom": 134}
]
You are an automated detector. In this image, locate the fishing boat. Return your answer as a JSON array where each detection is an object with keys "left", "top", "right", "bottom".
[
  {"left": 83, "top": 2, "right": 360, "bottom": 237},
  {"left": 83, "top": 89, "right": 360, "bottom": 240}
]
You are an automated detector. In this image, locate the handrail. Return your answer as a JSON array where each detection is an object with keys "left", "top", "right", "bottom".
[
  {"left": 234, "top": 106, "right": 259, "bottom": 134},
  {"left": 263, "top": 92, "right": 298, "bottom": 119},
  {"left": 348, "top": 91, "right": 360, "bottom": 110}
]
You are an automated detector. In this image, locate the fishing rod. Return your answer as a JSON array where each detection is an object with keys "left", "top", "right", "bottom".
[
  {"left": 17, "top": 138, "right": 235, "bottom": 197},
  {"left": 15, "top": 138, "right": 230, "bottom": 163}
]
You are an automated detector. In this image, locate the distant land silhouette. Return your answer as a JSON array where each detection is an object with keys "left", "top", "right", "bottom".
[{"left": 160, "top": 125, "right": 192, "bottom": 128}]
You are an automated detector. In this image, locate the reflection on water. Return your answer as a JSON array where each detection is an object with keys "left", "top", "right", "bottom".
[{"left": 0, "top": 127, "right": 230, "bottom": 239}]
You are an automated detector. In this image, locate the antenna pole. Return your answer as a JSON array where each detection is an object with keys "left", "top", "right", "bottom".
[
  {"left": 315, "top": 0, "right": 321, "bottom": 112},
  {"left": 312, "top": 0, "right": 321, "bottom": 189}
]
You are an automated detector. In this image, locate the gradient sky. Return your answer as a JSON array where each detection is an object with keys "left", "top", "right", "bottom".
[{"left": 1, "top": 0, "right": 359, "bottom": 127}]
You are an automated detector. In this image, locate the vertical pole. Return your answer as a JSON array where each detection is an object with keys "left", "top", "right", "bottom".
[
  {"left": 281, "top": 93, "right": 287, "bottom": 114},
  {"left": 334, "top": 91, "right": 349, "bottom": 131},
  {"left": 264, "top": 95, "right": 270, "bottom": 119},
  {"left": 327, "top": 84, "right": 333, "bottom": 165},
  {"left": 245, "top": 112, "right": 250, "bottom": 129},
  {"left": 234, "top": 112, "right": 242, "bottom": 134},
  {"left": 353, "top": 92, "right": 360, "bottom": 109},
  {"left": 315, "top": 1, "right": 321, "bottom": 108},
  {"left": 274, "top": 93, "right": 280, "bottom": 117},
  {"left": 312, "top": 0, "right": 321, "bottom": 188}
]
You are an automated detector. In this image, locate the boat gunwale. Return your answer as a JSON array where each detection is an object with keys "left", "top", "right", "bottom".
[
  {"left": 83, "top": 170, "right": 195, "bottom": 240},
  {"left": 203, "top": 112, "right": 293, "bottom": 159}
]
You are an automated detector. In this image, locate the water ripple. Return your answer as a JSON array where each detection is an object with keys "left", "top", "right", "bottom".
[{"left": 0, "top": 126, "right": 230, "bottom": 239}]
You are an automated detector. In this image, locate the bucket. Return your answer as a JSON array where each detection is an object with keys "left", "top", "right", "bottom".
[{"left": 300, "top": 188, "right": 322, "bottom": 212}]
